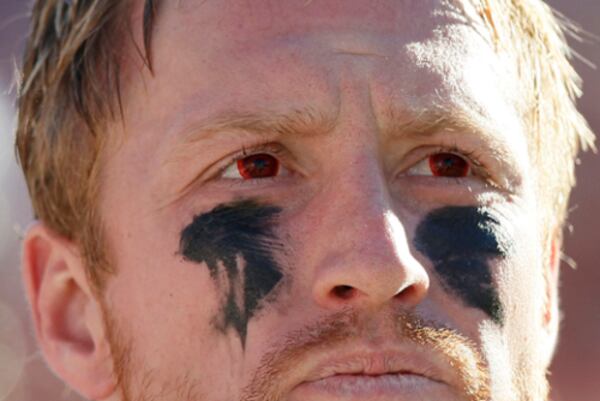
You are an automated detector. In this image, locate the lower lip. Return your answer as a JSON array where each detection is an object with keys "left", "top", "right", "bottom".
[{"left": 290, "top": 373, "right": 453, "bottom": 401}]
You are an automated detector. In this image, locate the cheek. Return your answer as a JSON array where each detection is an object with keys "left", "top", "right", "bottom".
[
  {"left": 104, "top": 248, "right": 219, "bottom": 351},
  {"left": 496, "top": 227, "right": 546, "bottom": 330},
  {"left": 488, "top": 223, "right": 551, "bottom": 395},
  {"left": 102, "top": 215, "right": 259, "bottom": 401}
]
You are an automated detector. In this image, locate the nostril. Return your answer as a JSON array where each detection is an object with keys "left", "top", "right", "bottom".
[
  {"left": 331, "top": 285, "right": 356, "bottom": 300},
  {"left": 392, "top": 284, "right": 419, "bottom": 303}
]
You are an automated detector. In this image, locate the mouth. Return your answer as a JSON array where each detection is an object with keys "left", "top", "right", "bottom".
[{"left": 287, "top": 348, "right": 460, "bottom": 401}]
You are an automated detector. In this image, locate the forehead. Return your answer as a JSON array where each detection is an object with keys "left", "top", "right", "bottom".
[
  {"left": 162, "top": 0, "right": 469, "bottom": 39},
  {"left": 121, "top": 0, "right": 521, "bottom": 157},
  {"left": 145, "top": 0, "right": 493, "bottom": 79}
]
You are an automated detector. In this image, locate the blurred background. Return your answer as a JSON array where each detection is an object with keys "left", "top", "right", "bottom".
[{"left": 0, "top": 1, "right": 598, "bottom": 401}]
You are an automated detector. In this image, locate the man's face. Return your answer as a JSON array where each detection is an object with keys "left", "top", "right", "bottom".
[{"left": 98, "top": 0, "right": 556, "bottom": 400}]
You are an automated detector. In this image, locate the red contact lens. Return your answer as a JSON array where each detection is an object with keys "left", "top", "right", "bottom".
[
  {"left": 237, "top": 154, "right": 280, "bottom": 179},
  {"left": 428, "top": 153, "right": 470, "bottom": 177}
]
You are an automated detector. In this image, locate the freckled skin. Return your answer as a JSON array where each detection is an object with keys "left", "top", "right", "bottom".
[
  {"left": 414, "top": 206, "right": 512, "bottom": 324},
  {"left": 179, "top": 200, "right": 284, "bottom": 345}
]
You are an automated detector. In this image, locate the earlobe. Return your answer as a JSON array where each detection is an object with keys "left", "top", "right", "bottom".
[{"left": 22, "top": 223, "right": 117, "bottom": 400}]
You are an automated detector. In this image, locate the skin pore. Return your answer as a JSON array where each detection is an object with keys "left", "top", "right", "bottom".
[{"left": 23, "top": 1, "right": 560, "bottom": 401}]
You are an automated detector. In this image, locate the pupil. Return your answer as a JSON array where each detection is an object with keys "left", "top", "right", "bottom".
[{"left": 429, "top": 153, "right": 469, "bottom": 177}]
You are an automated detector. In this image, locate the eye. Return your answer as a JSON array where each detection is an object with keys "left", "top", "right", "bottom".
[
  {"left": 222, "top": 153, "right": 287, "bottom": 180},
  {"left": 408, "top": 152, "right": 471, "bottom": 177}
]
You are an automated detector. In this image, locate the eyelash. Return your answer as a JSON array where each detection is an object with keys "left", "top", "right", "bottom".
[{"left": 440, "top": 146, "right": 481, "bottom": 167}]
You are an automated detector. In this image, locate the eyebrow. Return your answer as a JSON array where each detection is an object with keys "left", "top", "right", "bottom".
[
  {"left": 170, "top": 107, "right": 339, "bottom": 152},
  {"left": 383, "top": 106, "right": 497, "bottom": 143},
  {"left": 170, "top": 104, "right": 490, "bottom": 151},
  {"left": 164, "top": 103, "right": 504, "bottom": 174}
]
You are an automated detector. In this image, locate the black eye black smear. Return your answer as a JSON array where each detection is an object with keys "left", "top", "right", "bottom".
[
  {"left": 414, "top": 206, "right": 512, "bottom": 324},
  {"left": 179, "top": 200, "right": 284, "bottom": 346}
]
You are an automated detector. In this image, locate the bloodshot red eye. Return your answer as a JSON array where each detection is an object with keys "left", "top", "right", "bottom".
[
  {"left": 428, "top": 153, "right": 470, "bottom": 177},
  {"left": 236, "top": 154, "right": 280, "bottom": 179}
]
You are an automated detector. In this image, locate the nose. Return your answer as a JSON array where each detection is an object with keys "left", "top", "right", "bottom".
[{"left": 308, "top": 162, "right": 430, "bottom": 311}]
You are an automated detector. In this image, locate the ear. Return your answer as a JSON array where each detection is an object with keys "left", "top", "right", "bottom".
[
  {"left": 21, "top": 223, "right": 117, "bottom": 400},
  {"left": 541, "top": 226, "right": 561, "bottom": 363}
]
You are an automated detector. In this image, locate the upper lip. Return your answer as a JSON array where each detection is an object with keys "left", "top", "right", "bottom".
[{"left": 299, "top": 344, "right": 455, "bottom": 386}]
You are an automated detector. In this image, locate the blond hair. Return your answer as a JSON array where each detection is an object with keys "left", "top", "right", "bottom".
[
  {"left": 474, "top": 0, "right": 595, "bottom": 229},
  {"left": 15, "top": 0, "right": 157, "bottom": 288},
  {"left": 15, "top": 0, "right": 594, "bottom": 288}
]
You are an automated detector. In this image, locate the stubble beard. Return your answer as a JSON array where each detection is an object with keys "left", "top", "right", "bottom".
[{"left": 99, "top": 302, "right": 543, "bottom": 401}]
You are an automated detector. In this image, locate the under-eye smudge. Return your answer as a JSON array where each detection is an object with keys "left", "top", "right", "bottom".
[
  {"left": 179, "top": 200, "right": 283, "bottom": 345},
  {"left": 415, "top": 206, "right": 512, "bottom": 324}
]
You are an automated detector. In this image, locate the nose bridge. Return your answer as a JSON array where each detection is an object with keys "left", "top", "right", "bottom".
[
  {"left": 307, "top": 152, "right": 429, "bottom": 310},
  {"left": 320, "top": 160, "right": 407, "bottom": 270},
  {"left": 328, "top": 158, "right": 396, "bottom": 251}
]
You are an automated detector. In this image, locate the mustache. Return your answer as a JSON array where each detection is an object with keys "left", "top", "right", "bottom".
[{"left": 240, "top": 309, "right": 491, "bottom": 401}]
